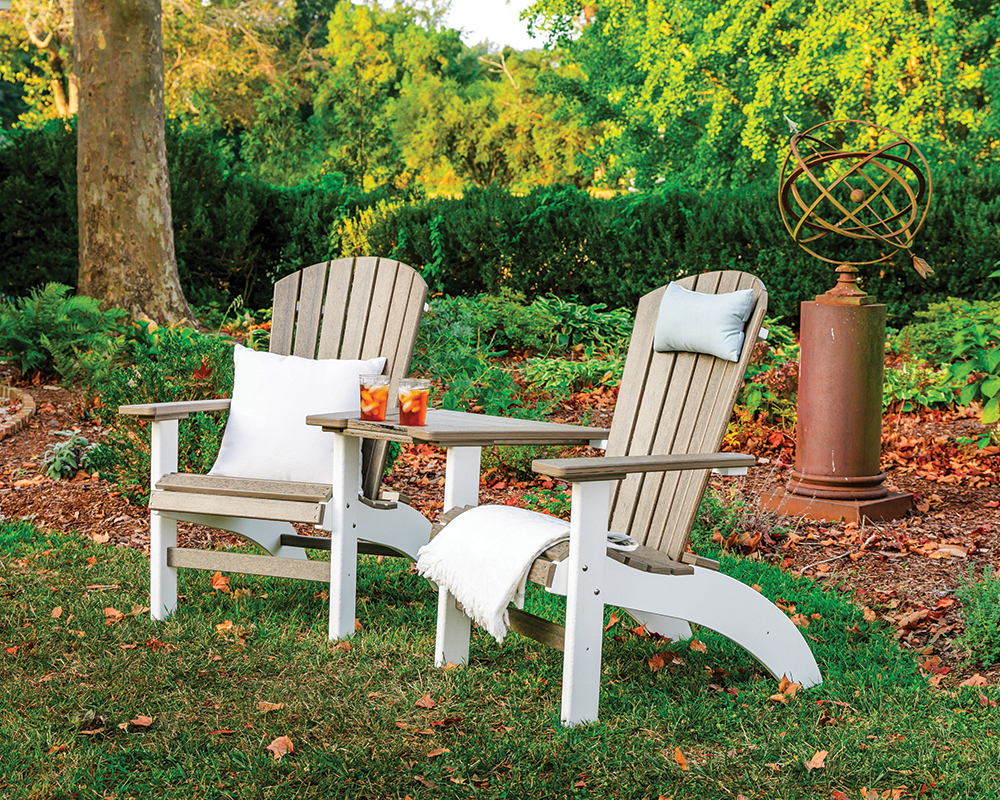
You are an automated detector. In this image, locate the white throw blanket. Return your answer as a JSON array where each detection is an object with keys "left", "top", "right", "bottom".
[{"left": 416, "top": 505, "right": 570, "bottom": 643}]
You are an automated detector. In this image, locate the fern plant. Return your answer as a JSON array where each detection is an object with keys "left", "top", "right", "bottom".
[{"left": 0, "top": 283, "right": 127, "bottom": 382}]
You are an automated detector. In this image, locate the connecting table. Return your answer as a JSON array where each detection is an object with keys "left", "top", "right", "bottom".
[{"left": 305, "top": 408, "right": 609, "bottom": 647}]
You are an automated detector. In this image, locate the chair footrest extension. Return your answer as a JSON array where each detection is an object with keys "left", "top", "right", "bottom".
[{"left": 166, "top": 547, "right": 331, "bottom": 583}]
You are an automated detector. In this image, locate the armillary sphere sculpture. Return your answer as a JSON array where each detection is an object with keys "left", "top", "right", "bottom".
[{"left": 763, "top": 120, "right": 933, "bottom": 523}]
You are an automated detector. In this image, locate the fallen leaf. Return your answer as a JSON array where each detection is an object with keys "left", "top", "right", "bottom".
[
  {"left": 863, "top": 606, "right": 878, "bottom": 623},
  {"left": 415, "top": 693, "right": 437, "bottom": 709},
  {"left": 648, "top": 653, "right": 665, "bottom": 672},
  {"left": 85, "top": 556, "right": 97, "bottom": 566},
  {"left": 215, "top": 620, "right": 234, "bottom": 634},
  {"left": 333, "top": 641, "right": 351, "bottom": 652},
  {"left": 104, "top": 607, "right": 124, "bottom": 625},
  {"left": 414, "top": 775, "right": 438, "bottom": 790},
  {"left": 51, "top": 606, "right": 62, "bottom": 619},
  {"left": 959, "top": 674, "right": 989, "bottom": 687},
  {"left": 266, "top": 735, "right": 294, "bottom": 760},
  {"left": 209, "top": 730, "right": 235, "bottom": 735},
  {"left": 130, "top": 716, "right": 153, "bottom": 728},
  {"left": 145, "top": 638, "right": 168, "bottom": 651},
  {"left": 210, "top": 571, "right": 231, "bottom": 593},
  {"left": 91, "top": 533, "right": 110, "bottom": 544},
  {"left": 689, "top": 638, "right": 707, "bottom": 653},
  {"left": 803, "top": 749, "right": 827, "bottom": 772},
  {"left": 257, "top": 701, "right": 284, "bottom": 713},
  {"left": 674, "top": 747, "right": 689, "bottom": 771},
  {"left": 426, "top": 747, "right": 450, "bottom": 758},
  {"left": 605, "top": 611, "right": 620, "bottom": 631},
  {"left": 790, "top": 613, "right": 810, "bottom": 628},
  {"left": 46, "top": 744, "right": 70, "bottom": 755}
]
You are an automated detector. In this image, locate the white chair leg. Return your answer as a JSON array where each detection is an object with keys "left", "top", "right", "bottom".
[
  {"left": 622, "top": 608, "right": 693, "bottom": 642},
  {"left": 328, "top": 432, "right": 360, "bottom": 640},
  {"left": 433, "top": 446, "right": 483, "bottom": 667},
  {"left": 149, "top": 419, "right": 179, "bottom": 620},
  {"left": 561, "top": 480, "right": 610, "bottom": 727},
  {"left": 435, "top": 586, "right": 471, "bottom": 667},
  {"left": 149, "top": 512, "right": 177, "bottom": 620},
  {"left": 602, "top": 561, "right": 823, "bottom": 687}
]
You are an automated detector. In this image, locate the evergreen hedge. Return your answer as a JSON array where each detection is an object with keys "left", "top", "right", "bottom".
[{"left": 2, "top": 122, "right": 998, "bottom": 323}]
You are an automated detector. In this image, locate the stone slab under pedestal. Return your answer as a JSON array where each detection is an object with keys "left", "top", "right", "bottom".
[{"left": 760, "top": 487, "right": 914, "bottom": 524}]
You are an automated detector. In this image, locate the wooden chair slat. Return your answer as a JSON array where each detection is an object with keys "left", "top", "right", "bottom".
[
  {"left": 317, "top": 258, "right": 355, "bottom": 359},
  {"left": 291, "top": 261, "right": 330, "bottom": 358},
  {"left": 340, "top": 256, "right": 380, "bottom": 360},
  {"left": 270, "top": 270, "right": 300, "bottom": 356}
]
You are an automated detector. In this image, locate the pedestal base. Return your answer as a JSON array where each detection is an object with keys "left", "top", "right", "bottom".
[{"left": 760, "top": 487, "right": 913, "bottom": 524}]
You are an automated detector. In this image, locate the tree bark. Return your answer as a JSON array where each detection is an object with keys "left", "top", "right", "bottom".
[{"left": 75, "top": 0, "right": 195, "bottom": 325}]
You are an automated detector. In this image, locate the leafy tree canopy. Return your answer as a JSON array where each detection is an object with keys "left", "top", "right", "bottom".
[{"left": 526, "top": 0, "right": 1000, "bottom": 187}]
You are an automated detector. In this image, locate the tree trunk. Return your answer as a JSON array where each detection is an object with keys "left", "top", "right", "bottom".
[{"left": 75, "top": 0, "right": 196, "bottom": 325}]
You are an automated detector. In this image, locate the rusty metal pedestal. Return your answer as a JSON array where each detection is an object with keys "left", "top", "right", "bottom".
[{"left": 761, "top": 268, "right": 913, "bottom": 523}]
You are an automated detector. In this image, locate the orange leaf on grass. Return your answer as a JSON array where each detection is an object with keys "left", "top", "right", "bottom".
[
  {"left": 266, "top": 735, "right": 294, "bottom": 760},
  {"left": 605, "top": 612, "right": 620, "bottom": 631},
  {"left": 959, "top": 674, "right": 989, "bottom": 687},
  {"left": 210, "top": 571, "right": 231, "bottom": 593},
  {"left": 51, "top": 606, "right": 62, "bottom": 619},
  {"left": 130, "top": 716, "right": 154, "bottom": 728},
  {"left": 674, "top": 747, "right": 689, "bottom": 771},
  {"left": 257, "top": 701, "right": 284, "bottom": 713},
  {"left": 689, "top": 638, "right": 707, "bottom": 653},
  {"left": 415, "top": 693, "right": 437, "bottom": 709},
  {"left": 803, "top": 749, "right": 827, "bottom": 772},
  {"left": 648, "top": 653, "right": 665, "bottom": 672},
  {"left": 426, "top": 748, "right": 450, "bottom": 758}
]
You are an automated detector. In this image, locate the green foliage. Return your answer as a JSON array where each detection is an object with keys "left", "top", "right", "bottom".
[
  {"left": 41, "top": 429, "right": 97, "bottom": 480},
  {"left": 530, "top": 295, "right": 632, "bottom": 351},
  {"left": 893, "top": 297, "right": 1000, "bottom": 438},
  {"left": 522, "top": 351, "right": 623, "bottom": 395},
  {"left": 522, "top": 484, "right": 573, "bottom": 518},
  {"left": 883, "top": 360, "right": 954, "bottom": 413},
  {"left": 88, "top": 326, "right": 235, "bottom": 502},
  {"left": 734, "top": 319, "right": 799, "bottom": 426},
  {"left": 0, "top": 282, "right": 127, "bottom": 382},
  {"left": 345, "top": 181, "right": 1000, "bottom": 325},
  {"left": 956, "top": 567, "right": 1000, "bottom": 668},
  {"left": 528, "top": 0, "right": 1000, "bottom": 187},
  {"left": 0, "top": 122, "right": 79, "bottom": 296}
]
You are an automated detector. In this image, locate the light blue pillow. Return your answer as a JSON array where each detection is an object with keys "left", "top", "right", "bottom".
[{"left": 653, "top": 282, "right": 755, "bottom": 362}]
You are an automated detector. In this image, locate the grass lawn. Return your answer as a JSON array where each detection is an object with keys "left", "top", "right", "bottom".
[{"left": 1, "top": 518, "right": 997, "bottom": 799}]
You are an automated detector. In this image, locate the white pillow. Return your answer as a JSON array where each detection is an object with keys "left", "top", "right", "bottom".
[
  {"left": 208, "top": 345, "right": 386, "bottom": 483},
  {"left": 653, "top": 282, "right": 755, "bottom": 362}
]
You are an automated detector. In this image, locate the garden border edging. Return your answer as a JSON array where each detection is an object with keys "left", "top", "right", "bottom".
[{"left": 0, "top": 384, "right": 36, "bottom": 441}]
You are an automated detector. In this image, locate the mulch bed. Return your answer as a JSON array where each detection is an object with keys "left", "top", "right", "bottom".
[{"left": 2, "top": 365, "right": 998, "bottom": 687}]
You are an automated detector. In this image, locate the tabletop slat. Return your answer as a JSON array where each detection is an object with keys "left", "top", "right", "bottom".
[{"left": 305, "top": 408, "right": 609, "bottom": 448}]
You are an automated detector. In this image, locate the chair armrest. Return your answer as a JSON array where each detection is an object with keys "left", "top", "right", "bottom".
[
  {"left": 531, "top": 452, "right": 755, "bottom": 482},
  {"left": 118, "top": 399, "right": 232, "bottom": 421}
]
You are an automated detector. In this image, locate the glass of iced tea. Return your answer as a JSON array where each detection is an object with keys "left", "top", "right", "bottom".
[
  {"left": 359, "top": 374, "right": 390, "bottom": 422},
  {"left": 398, "top": 378, "right": 431, "bottom": 426}
]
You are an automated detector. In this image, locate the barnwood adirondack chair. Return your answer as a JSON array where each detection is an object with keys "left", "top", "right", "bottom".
[
  {"left": 429, "top": 270, "right": 822, "bottom": 725},
  {"left": 120, "top": 257, "right": 431, "bottom": 638}
]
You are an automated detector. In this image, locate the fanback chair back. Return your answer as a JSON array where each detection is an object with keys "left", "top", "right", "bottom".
[
  {"left": 606, "top": 271, "right": 767, "bottom": 562},
  {"left": 269, "top": 256, "right": 428, "bottom": 499}
]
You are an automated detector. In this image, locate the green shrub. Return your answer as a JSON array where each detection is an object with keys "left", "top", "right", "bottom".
[
  {"left": 883, "top": 360, "right": 954, "bottom": 413},
  {"left": 0, "top": 282, "right": 127, "bottom": 382},
  {"left": 956, "top": 567, "right": 1000, "bottom": 668},
  {"left": 88, "top": 325, "right": 235, "bottom": 502}
]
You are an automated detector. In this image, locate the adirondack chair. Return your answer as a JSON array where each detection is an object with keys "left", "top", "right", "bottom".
[
  {"left": 119, "top": 257, "right": 432, "bottom": 638},
  {"left": 422, "top": 270, "right": 822, "bottom": 726}
]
